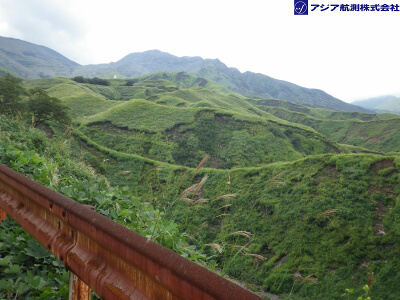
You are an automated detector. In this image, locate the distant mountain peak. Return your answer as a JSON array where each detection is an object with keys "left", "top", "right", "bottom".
[
  {"left": 0, "top": 36, "right": 79, "bottom": 79},
  {"left": 0, "top": 36, "right": 370, "bottom": 112},
  {"left": 352, "top": 95, "right": 400, "bottom": 114}
]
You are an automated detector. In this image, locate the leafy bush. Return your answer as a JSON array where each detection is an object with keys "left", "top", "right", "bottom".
[
  {"left": 0, "top": 116, "right": 211, "bottom": 298},
  {"left": 0, "top": 220, "right": 69, "bottom": 299}
]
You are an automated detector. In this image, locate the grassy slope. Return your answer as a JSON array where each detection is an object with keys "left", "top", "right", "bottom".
[
  {"left": 71, "top": 131, "right": 400, "bottom": 299},
  {"left": 25, "top": 76, "right": 344, "bottom": 169},
  {"left": 77, "top": 98, "right": 342, "bottom": 169},
  {"left": 252, "top": 99, "right": 400, "bottom": 153},
  {"left": 82, "top": 99, "right": 197, "bottom": 131},
  {"left": 20, "top": 75, "right": 400, "bottom": 299},
  {"left": 193, "top": 154, "right": 400, "bottom": 299},
  {"left": 0, "top": 66, "right": 21, "bottom": 78},
  {"left": 0, "top": 116, "right": 226, "bottom": 299}
]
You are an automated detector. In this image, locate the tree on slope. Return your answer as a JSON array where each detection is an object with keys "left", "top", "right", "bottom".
[
  {"left": 27, "top": 88, "right": 71, "bottom": 126},
  {"left": 0, "top": 74, "right": 26, "bottom": 116}
]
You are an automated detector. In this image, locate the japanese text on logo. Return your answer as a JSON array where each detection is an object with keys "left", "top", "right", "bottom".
[
  {"left": 294, "top": 0, "right": 400, "bottom": 14},
  {"left": 311, "top": 4, "right": 400, "bottom": 11}
]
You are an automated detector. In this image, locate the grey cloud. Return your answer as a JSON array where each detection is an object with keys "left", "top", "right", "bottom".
[{"left": 0, "top": 0, "right": 84, "bottom": 51}]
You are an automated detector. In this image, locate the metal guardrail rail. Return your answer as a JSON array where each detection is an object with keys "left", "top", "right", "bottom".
[{"left": 0, "top": 164, "right": 263, "bottom": 300}]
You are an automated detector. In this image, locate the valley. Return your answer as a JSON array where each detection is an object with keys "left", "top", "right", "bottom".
[{"left": 0, "top": 36, "right": 400, "bottom": 299}]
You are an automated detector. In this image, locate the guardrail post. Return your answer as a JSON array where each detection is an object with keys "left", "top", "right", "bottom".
[
  {"left": 68, "top": 205, "right": 93, "bottom": 300},
  {"left": 0, "top": 207, "right": 6, "bottom": 223},
  {"left": 69, "top": 272, "right": 91, "bottom": 300}
]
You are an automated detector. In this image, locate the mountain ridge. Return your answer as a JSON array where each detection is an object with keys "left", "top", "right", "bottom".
[
  {"left": 99, "top": 50, "right": 371, "bottom": 112},
  {"left": 0, "top": 36, "right": 371, "bottom": 113},
  {"left": 352, "top": 95, "right": 400, "bottom": 115},
  {"left": 0, "top": 36, "right": 79, "bottom": 79}
]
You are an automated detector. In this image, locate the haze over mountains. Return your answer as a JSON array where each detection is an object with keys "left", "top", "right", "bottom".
[
  {"left": 352, "top": 95, "right": 400, "bottom": 114},
  {"left": 0, "top": 36, "right": 373, "bottom": 113}
]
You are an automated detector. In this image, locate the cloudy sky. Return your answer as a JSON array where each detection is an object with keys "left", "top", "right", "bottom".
[{"left": 0, "top": 0, "right": 399, "bottom": 102}]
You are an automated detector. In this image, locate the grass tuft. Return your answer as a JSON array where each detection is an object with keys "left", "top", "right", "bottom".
[
  {"left": 267, "top": 171, "right": 287, "bottom": 188},
  {"left": 205, "top": 243, "right": 224, "bottom": 254},
  {"left": 316, "top": 209, "right": 340, "bottom": 221},
  {"left": 194, "top": 154, "right": 209, "bottom": 176},
  {"left": 230, "top": 231, "right": 253, "bottom": 239},
  {"left": 218, "top": 204, "right": 233, "bottom": 210},
  {"left": 245, "top": 253, "right": 266, "bottom": 260},
  {"left": 118, "top": 171, "right": 130, "bottom": 175},
  {"left": 180, "top": 198, "right": 193, "bottom": 204},
  {"left": 213, "top": 194, "right": 237, "bottom": 202},
  {"left": 191, "top": 198, "right": 209, "bottom": 206},
  {"left": 300, "top": 274, "right": 318, "bottom": 284},
  {"left": 233, "top": 245, "right": 250, "bottom": 252},
  {"left": 214, "top": 213, "right": 229, "bottom": 219}
]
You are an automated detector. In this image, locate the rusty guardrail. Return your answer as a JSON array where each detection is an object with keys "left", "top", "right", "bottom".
[{"left": 0, "top": 164, "right": 263, "bottom": 300}]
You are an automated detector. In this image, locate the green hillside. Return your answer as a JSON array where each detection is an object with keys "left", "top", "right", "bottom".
[
  {"left": 24, "top": 74, "right": 346, "bottom": 169},
  {"left": 62, "top": 125, "right": 400, "bottom": 300},
  {"left": 252, "top": 98, "right": 400, "bottom": 153},
  {"left": 0, "top": 115, "right": 222, "bottom": 299},
  {"left": 2, "top": 73, "right": 400, "bottom": 299}
]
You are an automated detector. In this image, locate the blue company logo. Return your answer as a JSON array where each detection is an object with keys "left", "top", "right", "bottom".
[{"left": 294, "top": 0, "right": 308, "bottom": 14}]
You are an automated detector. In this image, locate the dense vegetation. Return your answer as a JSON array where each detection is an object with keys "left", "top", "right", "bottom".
[
  {"left": 0, "top": 116, "right": 209, "bottom": 299},
  {"left": 0, "top": 74, "right": 70, "bottom": 125},
  {"left": 1, "top": 73, "right": 400, "bottom": 299},
  {"left": 72, "top": 76, "right": 111, "bottom": 86},
  {"left": 251, "top": 98, "right": 400, "bottom": 153}
]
